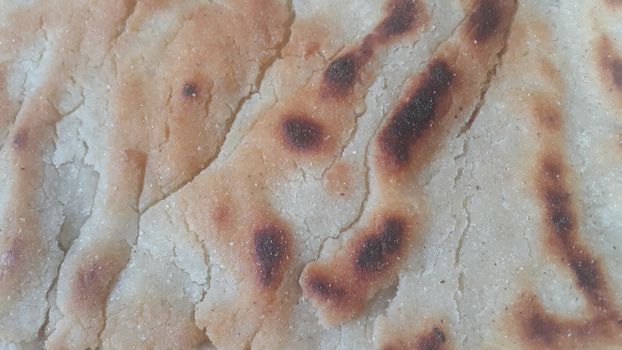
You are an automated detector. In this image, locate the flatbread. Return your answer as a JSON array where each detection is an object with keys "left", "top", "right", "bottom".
[{"left": 0, "top": 0, "right": 620, "bottom": 349}]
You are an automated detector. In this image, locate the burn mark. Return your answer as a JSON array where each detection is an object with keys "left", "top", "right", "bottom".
[
  {"left": 416, "top": 327, "right": 447, "bottom": 350},
  {"left": 597, "top": 37, "right": 622, "bottom": 102},
  {"left": 253, "top": 224, "right": 290, "bottom": 287},
  {"left": 300, "top": 214, "right": 411, "bottom": 324},
  {"left": 320, "top": 0, "right": 424, "bottom": 99},
  {"left": 379, "top": 60, "right": 455, "bottom": 164},
  {"left": 544, "top": 190, "right": 573, "bottom": 238},
  {"left": 307, "top": 276, "right": 347, "bottom": 301},
  {"left": 355, "top": 218, "right": 403, "bottom": 272},
  {"left": 12, "top": 128, "right": 29, "bottom": 151},
  {"left": 513, "top": 110, "right": 622, "bottom": 346},
  {"left": 467, "top": 0, "right": 501, "bottom": 43},
  {"left": 570, "top": 258, "right": 601, "bottom": 293},
  {"left": 182, "top": 82, "right": 198, "bottom": 98},
  {"left": 377, "top": 0, "right": 419, "bottom": 38},
  {"left": 321, "top": 53, "right": 360, "bottom": 98},
  {"left": 521, "top": 306, "right": 562, "bottom": 346},
  {"left": 514, "top": 295, "right": 622, "bottom": 349},
  {"left": 382, "top": 325, "right": 449, "bottom": 350},
  {"left": 537, "top": 155, "right": 610, "bottom": 307},
  {"left": 281, "top": 115, "right": 324, "bottom": 151}
]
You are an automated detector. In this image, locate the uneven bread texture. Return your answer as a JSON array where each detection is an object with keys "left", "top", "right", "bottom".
[
  {"left": 0, "top": 0, "right": 621, "bottom": 350},
  {"left": 0, "top": 1, "right": 137, "bottom": 346}
]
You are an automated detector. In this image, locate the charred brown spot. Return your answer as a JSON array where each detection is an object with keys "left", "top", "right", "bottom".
[
  {"left": 383, "top": 325, "right": 449, "bottom": 350},
  {"left": 468, "top": 0, "right": 500, "bottom": 42},
  {"left": 307, "top": 276, "right": 347, "bottom": 301},
  {"left": 541, "top": 157, "right": 562, "bottom": 180},
  {"left": 544, "top": 190, "right": 573, "bottom": 238},
  {"left": 522, "top": 309, "right": 561, "bottom": 346},
  {"left": 322, "top": 53, "right": 359, "bottom": 98},
  {"left": 281, "top": 115, "right": 324, "bottom": 151},
  {"left": 540, "top": 157, "right": 574, "bottom": 239},
  {"left": 355, "top": 218, "right": 404, "bottom": 272},
  {"left": 378, "top": 0, "right": 419, "bottom": 38},
  {"left": 12, "top": 128, "right": 29, "bottom": 151},
  {"left": 253, "top": 224, "right": 289, "bottom": 287},
  {"left": 536, "top": 155, "right": 612, "bottom": 306},
  {"left": 379, "top": 60, "right": 455, "bottom": 164},
  {"left": 570, "top": 258, "right": 600, "bottom": 292},
  {"left": 611, "top": 58, "right": 622, "bottom": 89},
  {"left": 597, "top": 37, "right": 622, "bottom": 100},
  {"left": 416, "top": 326, "right": 447, "bottom": 350},
  {"left": 182, "top": 82, "right": 198, "bottom": 97},
  {"left": 514, "top": 295, "right": 622, "bottom": 348}
]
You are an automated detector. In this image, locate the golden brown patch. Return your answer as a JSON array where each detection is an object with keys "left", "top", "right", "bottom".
[
  {"left": 604, "top": 0, "right": 622, "bottom": 7},
  {"left": 73, "top": 259, "right": 119, "bottom": 308},
  {"left": 123, "top": 149, "right": 147, "bottom": 168},
  {"left": 530, "top": 95, "right": 563, "bottom": 132},
  {"left": 596, "top": 36, "right": 622, "bottom": 107},
  {"left": 538, "top": 58, "right": 564, "bottom": 93},
  {"left": 323, "top": 161, "right": 355, "bottom": 197},
  {"left": 121, "top": 149, "right": 147, "bottom": 204},
  {"left": 211, "top": 201, "right": 232, "bottom": 231},
  {"left": 303, "top": 41, "right": 321, "bottom": 57}
]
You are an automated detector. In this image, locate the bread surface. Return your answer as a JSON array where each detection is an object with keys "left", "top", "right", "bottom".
[{"left": 0, "top": 0, "right": 620, "bottom": 349}]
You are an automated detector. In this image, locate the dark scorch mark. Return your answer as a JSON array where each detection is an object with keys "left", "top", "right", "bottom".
[
  {"left": 253, "top": 224, "right": 290, "bottom": 287},
  {"left": 281, "top": 115, "right": 324, "bottom": 151},
  {"left": 355, "top": 218, "right": 403, "bottom": 272},
  {"left": 320, "top": 0, "right": 423, "bottom": 98},
  {"left": 321, "top": 53, "right": 360, "bottom": 98},
  {"left": 382, "top": 325, "right": 448, "bottom": 350},
  {"left": 377, "top": 0, "right": 419, "bottom": 38},
  {"left": 378, "top": 60, "right": 455, "bottom": 164},
  {"left": 182, "top": 82, "right": 198, "bottom": 98},
  {"left": 467, "top": 0, "right": 501, "bottom": 43}
]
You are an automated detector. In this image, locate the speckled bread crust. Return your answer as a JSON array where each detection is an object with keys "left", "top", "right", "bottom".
[{"left": 0, "top": 0, "right": 620, "bottom": 349}]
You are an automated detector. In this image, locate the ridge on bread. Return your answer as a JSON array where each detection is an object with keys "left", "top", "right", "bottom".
[{"left": 0, "top": 0, "right": 620, "bottom": 349}]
